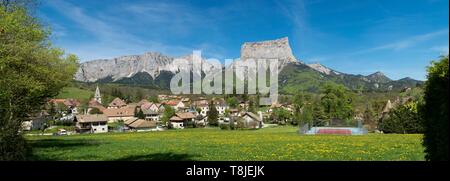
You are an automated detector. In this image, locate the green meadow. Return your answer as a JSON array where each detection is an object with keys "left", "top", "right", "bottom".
[{"left": 26, "top": 127, "right": 425, "bottom": 161}]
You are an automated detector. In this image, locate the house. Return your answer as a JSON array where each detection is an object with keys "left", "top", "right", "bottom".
[
  {"left": 239, "top": 101, "right": 248, "bottom": 110},
  {"left": 137, "top": 99, "right": 150, "bottom": 107},
  {"left": 158, "top": 95, "right": 169, "bottom": 101},
  {"left": 214, "top": 100, "right": 228, "bottom": 116},
  {"left": 103, "top": 106, "right": 135, "bottom": 122},
  {"left": 169, "top": 116, "right": 185, "bottom": 129},
  {"left": 229, "top": 108, "right": 240, "bottom": 116},
  {"left": 123, "top": 118, "right": 138, "bottom": 131},
  {"left": 165, "top": 100, "right": 185, "bottom": 110},
  {"left": 127, "top": 119, "right": 157, "bottom": 131},
  {"left": 240, "top": 112, "right": 263, "bottom": 129},
  {"left": 181, "top": 97, "right": 190, "bottom": 102},
  {"left": 169, "top": 112, "right": 196, "bottom": 129},
  {"left": 194, "top": 115, "right": 207, "bottom": 127},
  {"left": 195, "top": 100, "right": 209, "bottom": 116},
  {"left": 22, "top": 111, "right": 51, "bottom": 131},
  {"left": 49, "top": 98, "right": 80, "bottom": 114},
  {"left": 181, "top": 97, "right": 191, "bottom": 107},
  {"left": 175, "top": 112, "right": 195, "bottom": 123},
  {"left": 87, "top": 98, "right": 106, "bottom": 114},
  {"left": 75, "top": 114, "right": 108, "bottom": 134},
  {"left": 142, "top": 109, "right": 160, "bottom": 122},
  {"left": 108, "top": 97, "right": 127, "bottom": 109},
  {"left": 64, "top": 99, "right": 81, "bottom": 114},
  {"left": 268, "top": 102, "right": 283, "bottom": 113}
]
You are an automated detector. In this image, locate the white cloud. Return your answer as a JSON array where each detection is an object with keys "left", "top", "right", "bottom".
[
  {"left": 44, "top": 0, "right": 211, "bottom": 61},
  {"left": 353, "top": 29, "right": 449, "bottom": 55}
]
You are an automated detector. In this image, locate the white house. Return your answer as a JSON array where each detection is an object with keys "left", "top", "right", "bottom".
[
  {"left": 241, "top": 112, "right": 263, "bottom": 129},
  {"left": 215, "top": 102, "right": 228, "bottom": 116},
  {"left": 169, "top": 116, "right": 184, "bottom": 129},
  {"left": 22, "top": 111, "right": 51, "bottom": 131},
  {"left": 75, "top": 114, "right": 108, "bottom": 134},
  {"left": 142, "top": 109, "right": 160, "bottom": 122}
]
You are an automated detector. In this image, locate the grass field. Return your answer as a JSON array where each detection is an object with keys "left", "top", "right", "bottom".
[
  {"left": 26, "top": 127, "right": 425, "bottom": 161},
  {"left": 55, "top": 87, "right": 93, "bottom": 101}
]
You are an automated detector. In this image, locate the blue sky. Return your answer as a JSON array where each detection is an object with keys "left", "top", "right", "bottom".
[{"left": 39, "top": 0, "right": 449, "bottom": 80}]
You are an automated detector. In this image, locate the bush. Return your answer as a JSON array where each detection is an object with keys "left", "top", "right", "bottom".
[
  {"left": 379, "top": 103, "right": 423, "bottom": 134},
  {"left": 0, "top": 131, "right": 29, "bottom": 161},
  {"left": 219, "top": 124, "right": 230, "bottom": 130},
  {"left": 422, "top": 55, "right": 449, "bottom": 161}
]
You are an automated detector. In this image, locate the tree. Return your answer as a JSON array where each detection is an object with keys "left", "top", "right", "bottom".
[
  {"left": 160, "top": 105, "right": 175, "bottom": 127},
  {"left": 299, "top": 105, "right": 313, "bottom": 126},
  {"left": 207, "top": 100, "right": 219, "bottom": 126},
  {"left": 148, "top": 95, "right": 159, "bottom": 103},
  {"left": 378, "top": 103, "right": 423, "bottom": 134},
  {"left": 292, "top": 92, "right": 312, "bottom": 126},
  {"left": 0, "top": 3, "right": 78, "bottom": 160},
  {"left": 134, "top": 106, "right": 139, "bottom": 117},
  {"left": 226, "top": 96, "right": 238, "bottom": 108},
  {"left": 224, "top": 108, "right": 230, "bottom": 117},
  {"left": 48, "top": 102, "right": 57, "bottom": 119},
  {"left": 137, "top": 109, "right": 145, "bottom": 119},
  {"left": 312, "top": 102, "right": 328, "bottom": 126},
  {"left": 363, "top": 102, "right": 376, "bottom": 131},
  {"left": 422, "top": 55, "right": 449, "bottom": 161},
  {"left": 320, "top": 83, "right": 354, "bottom": 122},
  {"left": 272, "top": 108, "right": 291, "bottom": 125},
  {"left": 248, "top": 99, "right": 256, "bottom": 113},
  {"left": 135, "top": 89, "right": 144, "bottom": 102},
  {"left": 89, "top": 107, "right": 103, "bottom": 115}
]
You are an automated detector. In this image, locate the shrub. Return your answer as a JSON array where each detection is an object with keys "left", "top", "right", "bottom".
[
  {"left": 219, "top": 124, "right": 230, "bottom": 130},
  {"left": 379, "top": 103, "right": 423, "bottom": 134}
]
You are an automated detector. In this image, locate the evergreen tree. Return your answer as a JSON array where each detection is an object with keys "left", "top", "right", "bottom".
[
  {"left": 248, "top": 99, "right": 256, "bottom": 113},
  {"left": 134, "top": 106, "right": 139, "bottom": 117},
  {"left": 137, "top": 109, "right": 145, "bottom": 119},
  {"left": 207, "top": 100, "right": 219, "bottom": 126}
]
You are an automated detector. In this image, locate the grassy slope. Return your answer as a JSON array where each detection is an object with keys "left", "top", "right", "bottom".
[
  {"left": 55, "top": 87, "right": 93, "bottom": 102},
  {"left": 27, "top": 127, "right": 424, "bottom": 161}
]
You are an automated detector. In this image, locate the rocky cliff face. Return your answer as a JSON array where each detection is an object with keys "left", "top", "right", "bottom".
[
  {"left": 74, "top": 52, "right": 215, "bottom": 82},
  {"left": 240, "top": 37, "right": 298, "bottom": 66}
]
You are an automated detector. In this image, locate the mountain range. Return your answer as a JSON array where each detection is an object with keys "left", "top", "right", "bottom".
[{"left": 74, "top": 37, "right": 422, "bottom": 94}]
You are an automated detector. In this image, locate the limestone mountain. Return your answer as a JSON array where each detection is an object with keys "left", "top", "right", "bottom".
[{"left": 74, "top": 37, "right": 422, "bottom": 93}]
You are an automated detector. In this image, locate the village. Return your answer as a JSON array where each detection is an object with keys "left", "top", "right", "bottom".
[{"left": 22, "top": 86, "right": 286, "bottom": 135}]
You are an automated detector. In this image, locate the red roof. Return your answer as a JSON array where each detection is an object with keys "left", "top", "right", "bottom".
[{"left": 166, "top": 100, "right": 180, "bottom": 106}]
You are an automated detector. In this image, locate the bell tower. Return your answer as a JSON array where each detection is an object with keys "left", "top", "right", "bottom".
[{"left": 94, "top": 85, "right": 102, "bottom": 104}]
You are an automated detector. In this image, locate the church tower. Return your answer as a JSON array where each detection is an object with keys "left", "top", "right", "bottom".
[{"left": 94, "top": 85, "right": 102, "bottom": 104}]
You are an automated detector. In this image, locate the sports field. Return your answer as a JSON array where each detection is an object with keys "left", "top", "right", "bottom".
[{"left": 26, "top": 127, "right": 425, "bottom": 161}]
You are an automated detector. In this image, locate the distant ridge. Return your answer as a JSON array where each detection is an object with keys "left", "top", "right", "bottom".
[{"left": 74, "top": 37, "right": 422, "bottom": 93}]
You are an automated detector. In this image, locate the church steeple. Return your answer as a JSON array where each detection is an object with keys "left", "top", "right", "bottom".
[{"left": 94, "top": 85, "right": 102, "bottom": 104}]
